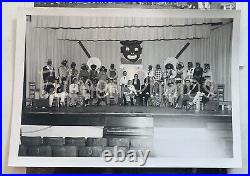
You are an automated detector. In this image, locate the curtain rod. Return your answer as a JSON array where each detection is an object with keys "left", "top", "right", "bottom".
[
  {"left": 57, "top": 37, "right": 207, "bottom": 42},
  {"left": 34, "top": 23, "right": 217, "bottom": 30}
]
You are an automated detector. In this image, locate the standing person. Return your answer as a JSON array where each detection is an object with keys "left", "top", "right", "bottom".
[
  {"left": 147, "top": 65, "right": 154, "bottom": 80},
  {"left": 203, "top": 64, "right": 213, "bottom": 82},
  {"left": 42, "top": 59, "right": 55, "bottom": 83},
  {"left": 108, "top": 64, "right": 118, "bottom": 80},
  {"left": 69, "top": 77, "right": 79, "bottom": 106},
  {"left": 139, "top": 77, "right": 151, "bottom": 106},
  {"left": 132, "top": 74, "right": 140, "bottom": 105},
  {"left": 119, "top": 70, "right": 128, "bottom": 104},
  {"left": 78, "top": 64, "right": 89, "bottom": 83},
  {"left": 89, "top": 64, "right": 98, "bottom": 85},
  {"left": 58, "top": 60, "right": 69, "bottom": 84},
  {"left": 193, "top": 62, "right": 203, "bottom": 84},
  {"left": 185, "top": 62, "right": 194, "bottom": 80},
  {"left": 69, "top": 62, "right": 79, "bottom": 84},
  {"left": 98, "top": 66, "right": 108, "bottom": 82},
  {"left": 154, "top": 64, "right": 163, "bottom": 82}
]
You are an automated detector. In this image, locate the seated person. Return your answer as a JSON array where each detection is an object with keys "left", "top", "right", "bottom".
[
  {"left": 123, "top": 80, "right": 137, "bottom": 106},
  {"left": 96, "top": 80, "right": 108, "bottom": 106},
  {"left": 106, "top": 78, "right": 119, "bottom": 105},
  {"left": 41, "top": 78, "right": 54, "bottom": 99},
  {"left": 49, "top": 78, "right": 69, "bottom": 108},
  {"left": 48, "top": 78, "right": 60, "bottom": 108},
  {"left": 189, "top": 80, "right": 215, "bottom": 110},
  {"left": 139, "top": 77, "right": 151, "bottom": 106},
  {"left": 175, "top": 79, "right": 197, "bottom": 109},
  {"left": 163, "top": 81, "right": 177, "bottom": 107},
  {"left": 69, "top": 77, "right": 79, "bottom": 106},
  {"left": 78, "top": 79, "right": 90, "bottom": 106}
]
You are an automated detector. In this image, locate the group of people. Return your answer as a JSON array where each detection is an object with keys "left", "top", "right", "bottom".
[{"left": 40, "top": 59, "right": 214, "bottom": 111}]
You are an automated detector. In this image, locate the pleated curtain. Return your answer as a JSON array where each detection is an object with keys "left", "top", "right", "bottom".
[{"left": 26, "top": 18, "right": 232, "bottom": 100}]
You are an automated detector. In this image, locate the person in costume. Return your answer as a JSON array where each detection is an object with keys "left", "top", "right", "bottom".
[
  {"left": 78, "top": 63, "right": 89, "bottom": 83},
  {"left": 42, "top": 59, "right": 55, "bottom": 83},
  {"left": 123, "top": 80, "right": 137, "bottom": 106},
  {"left": 69, "top": 62, "right": 79, "bottom": 84},
  {"left": 98, "top": 66, "right": 108, "bottom": 82},
  {"left": 154, "top": 64, "right": 163, "bottom": 82},
  {"left": 193, "top": 62, "right": 204, "bottom": 84},
  {"left": 186, "top": 62, "right": 194, "bottom": 80},
  {"left": 89, "top": 64, "right": 98, "bottom": 85},
  {"left": 108, "top": 64, "right": 118, "bottom": 80},
  {"left": 69, "top": 77, "right": 79, "bottom": 106},
  {"left": 147, "top": 65, "right": 154, "bottom": 79},
  {"left": 106, "top": 78, "right": 119, "bottom": 105},
  {"left": 139, "top": 77, "right": 151, "bottom": 106},
  {"left": 58, "top": 60, "right": 69, "bottom": 83}
]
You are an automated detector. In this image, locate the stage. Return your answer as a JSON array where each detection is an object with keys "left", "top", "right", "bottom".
[{"left": 22, "top": 105, "right": 231, "bottom": 126}]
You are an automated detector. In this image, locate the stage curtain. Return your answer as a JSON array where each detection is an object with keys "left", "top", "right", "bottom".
[
  {"left": 25, "top": 22, "right": 232, "bottom": 100},
  {"left": 31, "top": 15, "right": 225, "bottom": 28},
  {"left": 55, "top": 25, "right": 210, "bottom": 41}
]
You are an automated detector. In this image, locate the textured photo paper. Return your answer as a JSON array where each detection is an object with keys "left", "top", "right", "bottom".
[{"left": 8, "top": 8, "right": 241, "bottom": 168}]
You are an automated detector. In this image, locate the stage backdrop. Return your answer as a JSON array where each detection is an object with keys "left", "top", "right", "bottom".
[{"left": 25, "top": 18, "right": 232, "bottom": 100}]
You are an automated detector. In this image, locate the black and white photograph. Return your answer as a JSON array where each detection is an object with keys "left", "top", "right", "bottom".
[{"left": 7, "top": 7, "right": 243, "bottom": 169}]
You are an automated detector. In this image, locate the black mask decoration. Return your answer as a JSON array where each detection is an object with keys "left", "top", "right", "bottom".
[{"left": 120, "top": 40, "right": 143, "bottom": 64}]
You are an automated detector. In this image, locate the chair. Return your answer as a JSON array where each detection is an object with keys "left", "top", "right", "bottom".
[{"left": 26, "top": 82, "right": 36, "bottom": 106}]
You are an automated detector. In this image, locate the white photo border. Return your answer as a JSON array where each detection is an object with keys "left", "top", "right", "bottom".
[{"left": 8, "top": 7, "right": 242, "bottom": 168}]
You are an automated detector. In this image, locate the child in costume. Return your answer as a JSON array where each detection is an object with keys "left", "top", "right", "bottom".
[
  {"left": 69, "top": 62, "right": 79, "bottom": 84},
  {"left": 186, "top": 62, "right": 194, "bottom": 80},
  {"left": 78, "top": 79, "right": 90, "bottom": 106},
  {"left": 147, "top": 65, "right": 154, "bottom": 79},
  {"left": 108, "top": 64, "right": 118, "bottom": 80},
  {"left": 106, "top": 78, "right": 119, "bottom": 105},
  {"left": 123, "top": 80, "right": 137, "bottom": 105},
  {"left": 154, "top": 64, "right": 163, "bottom": 82},
  {"left": 58, "top": 60, "right": 69, "bottom": 84},
  {"left": 69, "top": 77, "right": 79, "bottom": 106},
  {"left": 78, "top": 64, "right": 90, "bottom": 83},
  {"left": 42, "top": 59, "right": 55, "bottom": 83}
]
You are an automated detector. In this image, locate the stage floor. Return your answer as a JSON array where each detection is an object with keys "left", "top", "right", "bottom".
[{"left": 23, "top": 105, "right": 231, "bottom": 116}]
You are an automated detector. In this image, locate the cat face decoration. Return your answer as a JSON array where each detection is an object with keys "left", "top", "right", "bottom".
[{"left": 120, "top": 40, "right": 143, "bottom": 65}]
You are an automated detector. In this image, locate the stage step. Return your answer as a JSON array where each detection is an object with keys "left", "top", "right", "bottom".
[
  {"left": 21, "top": 136, "right": 42, "bottom": 146},
  {"left": 28, "top": 146, "right": 52, "bottom": 157},
  {"left": 108, "top": 138, "right": 130, "bottom": 147},
  {"left": 43, "top": 137, "right": 64, "bottom": 146},
  {"left": 78, "top": 146, "right": 103, "bottom": 157},
  {"left": 65, "top": 137, "right": 86, "bottom": 146},
  {"left": 86, "top": 138, "right": 108, "bottom": 147},
  {"left": 52, "top": 146, "right": 78, "bottom": 157}
]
